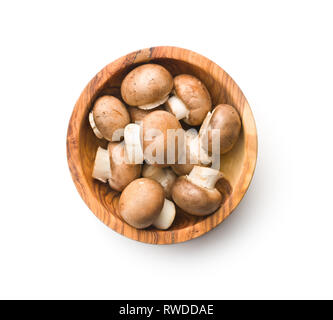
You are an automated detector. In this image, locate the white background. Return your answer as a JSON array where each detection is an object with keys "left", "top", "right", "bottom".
[{"left": 0, "top": 0, "right": 332, "bottom": 300}]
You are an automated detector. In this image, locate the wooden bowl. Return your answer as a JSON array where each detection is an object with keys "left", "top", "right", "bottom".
[{"left": 67, "top": 46, "right": 257, "bottom": 244}]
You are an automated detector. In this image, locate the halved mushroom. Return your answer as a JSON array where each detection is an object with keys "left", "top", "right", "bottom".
[
  {"left": 121, "top": 64, "right": 173, "bottom": 110},
  {"left": 142, "top": 164, "right": 176, "bottom": 199},
  {"left": 107, "top": 142, "right": 142, "bottom": 192},
  {"left": 171, "top": 130, "right": 211, "bottom": 176},
  {"left": 153, "top": 199, "right": 176, "bottom": 230},
  {"left": 172, "top": 166, "right": 223, "bottom": 216},
  {"left": 142, "top": 110, "right": 183, "bottom": 167},
  {"left": 166, "top": 74, "right": 211, "bottom": 126},
  {"left": 89, "top": 95, "right": 130, "bottom": 141},
  {"left": 119, "top": 178, "right": 165, "bottom": 229},
  {"left": 199, "top": 104, "right": 241, "bottom": 154}
]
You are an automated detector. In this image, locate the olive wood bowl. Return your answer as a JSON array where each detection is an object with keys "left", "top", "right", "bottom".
[{"left": 66, "top": 46, "right": 257, "bottom": 244}]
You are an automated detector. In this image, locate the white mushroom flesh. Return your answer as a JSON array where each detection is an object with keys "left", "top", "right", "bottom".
[
  {"left": 124, "top": 123, "right": 144, "bottom": 164},
  {"left": 153, "top": 199, "right": 176, "bottom": 230},
  {"left": 92, "top": 147, "right": 112, "bottom": 183},
  {"left": 188, "top": 135, "right": 212, "bottom": 165},
  {"left": 166, "top": 96, "right": 190, "bottom": 120},
  {"left": 89, "top": 111, "right": 103, "bottom": 139},
  {"left": 138, "top": 95, "right": 169, "bottom": 110},
  {"left": 142, "top": 164, "right": 176, "bottom": 192},
  {"left": 199, "top": 111, "right": 212, "bottom": 138},
  {"left": 187, "top": 165, "right": 222, "bottom": 189}
]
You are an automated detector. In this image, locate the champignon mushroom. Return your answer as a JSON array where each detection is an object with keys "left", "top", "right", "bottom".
[
  {"left": 142, "top": 110, "right": 183, "bottom": 167},
  {"left": 199, "top": 104, "right": 241, "bottom": 154},
  {"left": 171, "top": 130, "right": 211, "bottom": 176},
  {"left": 153, "top": 199, "right": 176, "bottom": 230},
  {"left": 121, "top": 64, "right": 173, "bottom": 110},
  {"left": 165, "top": 74, "right": 211, "bottom": 126},
  {"left": 171, "top": 166, "right": 223, "bottom": 216},
  {"left": 119, "top": 178, "right": 165, "bottom": 229},
  {"left": 142, "top": 164, "right": 176, "bottom": 199},
  {"left": 89, "top": 95, "right": 130, "bottom": 141},
  {"left": 107, "top": 142, "right": 142, "bottom": 192},
  {"left": 91, "top": 143, "right": 141, "bottom": 191}
]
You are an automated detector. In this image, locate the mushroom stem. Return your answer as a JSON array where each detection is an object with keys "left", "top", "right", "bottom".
[
  {"left": 92, "top": 147, "right": 112, "bottom": 183},
  {"left": 153, "top": 199, "right": 176, "bottom": 230},
  {"left": 166, "top": 96, "right": 190, "bottom": 120},
  {"left": 138, "top": 95, "right": 169, "bottom": 110},
  {"left": 187, "top": 166, "right": 223, "bottom": 189},
  {"left": 188, "top": 135, "right": 212, "bottom": 165},
  {"left": 124, "top": 123, "right": 144, "bottom": 164},
  {"left": 89, "top": 112, "right": 103, "bottom": 139}
]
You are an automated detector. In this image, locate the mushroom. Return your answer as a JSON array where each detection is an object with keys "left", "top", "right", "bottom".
[
  {"left": 199, "top": 104, "right": 241, "bottom": 154},
  {"left": 165, "top": 74, "right": 211, "bottom": 126},
  {"left": 171, "top": 166, "right": 223, "bottom": 216},
  {"left": 119, "top": 178, "right": 165, "bottom": 229},
  {"left": 89, "top": 95, "right": 130, "bottom": 141},
  {"left": 121, "top": 64, "right": 173, "bottom": 110},
  {"left": 153, "top": 199, "right": 176, "bottom": 230},
  {"left": 171, "top": 130, "right": 211, "bottom": 176},
  {"left": 142, "top": 110, "right": 183, "bottom": 167},
  {"left": 128, "top": 105, "right": 164, "bottom": 123},
  {"left": 107, "top": 142, "right": 142, "bottom": 192},
  {"left": 91, "top": 143, "right": 141, "bottom": 191},
  {"left": 142, "top": 164, "right": 176, "bottom": 199}
]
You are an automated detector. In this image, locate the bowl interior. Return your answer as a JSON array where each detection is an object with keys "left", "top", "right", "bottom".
[
  {"left": 80, "top": 57, "right": 245, "bottom": 231},
  {"left": 68, "top": 47, "right": 257, "bottom": 243}
]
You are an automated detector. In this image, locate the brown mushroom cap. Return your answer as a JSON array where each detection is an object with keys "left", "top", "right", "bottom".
[
  {"left": 173, "top": 74, "right": 212, "bottom": 126},
  {"left": 92, "top": 95, "right": 130, "bottom": 141},
  {"left": 205, "top": 104, "right": 241, "bottom": 154},
  {"left": 142, "top": 110, "right": 183, "bottom": 167},
  {"left": 172, "top": 176, "right": 222, "bottom": 216},
  {"left": 121, "top": 64, "right": 173, "bottom": 107},
  {"left": 128, "top": 105, "right": 164, "bottom": 123},
  {"left": 107, "top": 142, "right": 142, "bottom": 192},
  {"left": 119, "top": 178, "right": 165, "bottom": 229}
]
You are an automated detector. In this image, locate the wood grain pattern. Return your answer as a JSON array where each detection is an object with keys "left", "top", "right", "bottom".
[{"left": 66, "top": 46, "right": 258, "bottom": 244}]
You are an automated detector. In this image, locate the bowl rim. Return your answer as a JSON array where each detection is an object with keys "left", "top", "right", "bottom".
[{"left": 66, "top": 46, "right": 258, "bottom": 244}]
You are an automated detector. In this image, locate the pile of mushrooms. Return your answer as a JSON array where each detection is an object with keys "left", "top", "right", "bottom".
[{"left": 89, "top": 63, "right": 241, "bottom": 230}]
